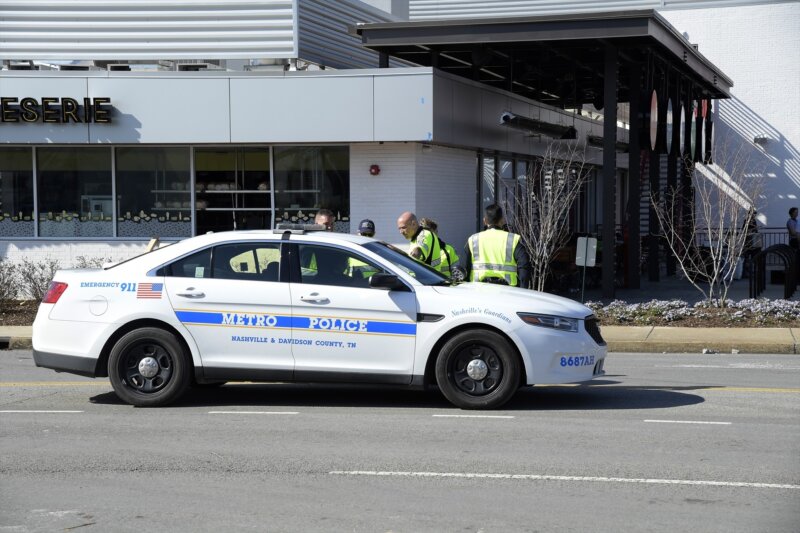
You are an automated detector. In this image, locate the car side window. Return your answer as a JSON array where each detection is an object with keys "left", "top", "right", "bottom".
[
  {"left": 298, "top": 244, "right": 383, "bottom": 288},
  {"left": 212, "top": 243, "right": 281, "bottom": 282},
  {"left": 163, "top": 248, "right": 212, "bottom": 278}
]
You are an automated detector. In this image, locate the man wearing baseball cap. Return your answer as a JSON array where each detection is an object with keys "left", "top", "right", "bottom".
[
  {"left": 358, "top": 219, "right": 376, "bottom": 238},
  {"left": 350, "top": 218, "right": 378, "bottom": 279}
]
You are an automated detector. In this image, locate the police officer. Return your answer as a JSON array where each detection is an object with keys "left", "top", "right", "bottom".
[
  {"left": 349, "top": 218, "right": 380, "bottom": 280},
  {"left": 357, "top": 218, "right": 375, "bottom": 238},
  {"left": 420, "top": 217, "right": 459, "bottom": 278},
  {"left": 463, "top": 204, "right": 530, "bottom": 288},
  {"left": 397, "top": 211, "right": 444, "bottom": 270},
  {"left": 314, "top": 208, "right": 335, "bottom": 231}
]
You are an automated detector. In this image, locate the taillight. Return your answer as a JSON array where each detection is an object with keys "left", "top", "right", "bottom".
[{"left": 42, "top": 281, "right": 68, "bottom": 304}]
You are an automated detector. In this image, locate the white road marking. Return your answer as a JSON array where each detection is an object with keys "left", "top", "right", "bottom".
[
  {"left": 644, "top": 419, "right": 732, "bottom": 425},
  {"left": 208, "top": 411, "right": 298, "bottom": 415},
  {"left": 329, "top": 471, "right": 799, "bottom": 490},
  {"left": 433, "top": 414, "right": 514, "bottom": 419},
  {"left": 656, "top": 363, "right": 800, "bottom": 370},
  {"left": 0, "top": 410, "right": 83, "bottom": 413}
]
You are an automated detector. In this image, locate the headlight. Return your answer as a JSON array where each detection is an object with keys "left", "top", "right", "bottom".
[{"left": 517, "top": 312, "right": 579, "bottom": 332}]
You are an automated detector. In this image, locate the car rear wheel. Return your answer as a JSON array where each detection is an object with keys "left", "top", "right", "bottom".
[
  {"left": 108, "top": 327, "right": 191, "bottom": 407},
  {"left": 435, "top": 329, "right": 520, "bottom": 409}
]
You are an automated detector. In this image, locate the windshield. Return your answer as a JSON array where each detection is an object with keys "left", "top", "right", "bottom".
[{"left": 363, "top": 242, "right": 450, "bottom": 286}]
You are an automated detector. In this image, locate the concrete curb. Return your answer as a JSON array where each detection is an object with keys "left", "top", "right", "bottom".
[
  {"left": 2, "top": 337, "right": 33, "bottom": 350},
  {"left": 0, "top": 327, "right": 33, "bottom": 351},
  {"left": 603, "top": 326, "right": 798, "bottom": 354}
]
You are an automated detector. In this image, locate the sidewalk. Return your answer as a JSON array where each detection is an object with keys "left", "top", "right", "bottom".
[{"left": 3, "top": 325, "right": 798, "bottom": 354}]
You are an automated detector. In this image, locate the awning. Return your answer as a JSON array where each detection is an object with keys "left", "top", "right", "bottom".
[{"left": 351, "top": 10, "right": 732, "bottom": 107}]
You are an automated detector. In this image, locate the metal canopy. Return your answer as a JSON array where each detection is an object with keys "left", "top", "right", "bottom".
[{"left": 351, "top": 10, "right": 732, "bottom": 107}]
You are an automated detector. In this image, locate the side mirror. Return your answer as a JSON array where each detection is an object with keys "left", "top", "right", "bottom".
[{"left": 369, "top": 273, "right": 408, "bottom": 291}]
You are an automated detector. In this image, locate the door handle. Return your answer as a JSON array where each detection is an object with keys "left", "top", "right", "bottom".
[
  {"left": 176, "top": 288, "right": 205, "bottom": 299},
  {"left": 300, "top": 292, "right": 329, "bottom": 303}
]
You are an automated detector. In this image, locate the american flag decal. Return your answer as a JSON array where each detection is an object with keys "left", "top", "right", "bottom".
[{"left": 137, "top": 283, "right": 163, "bottom": 299}]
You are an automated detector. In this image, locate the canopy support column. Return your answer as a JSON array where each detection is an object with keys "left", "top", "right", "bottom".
[{"left": 602, "top": 44, "right": 618, "bottom": 299}]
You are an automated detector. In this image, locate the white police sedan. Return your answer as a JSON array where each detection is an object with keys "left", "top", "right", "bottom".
[{"left": 33, "top": 226, "right": 606, "bottom": 409}]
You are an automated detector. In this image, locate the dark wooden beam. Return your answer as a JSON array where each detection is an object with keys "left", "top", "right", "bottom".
[
  {"left": 602, "top": 44, "right": 618, "bottom": 299},
  {"left": 626, "top": 63, "right": 642, "bottom": 289}
]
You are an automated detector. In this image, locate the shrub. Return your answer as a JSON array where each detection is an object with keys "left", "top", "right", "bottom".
[
  {"left": 16, "top": 258, "right": 61, "bottom": 301},
  {"left": 0, "top": 258, "right": 19, "bottom": 301},
  {"left": 587, "top": 298, "right": 800, "bottom": 326},
  {"left": 73, "top": 255, "right": 113, "bottom": 269}
]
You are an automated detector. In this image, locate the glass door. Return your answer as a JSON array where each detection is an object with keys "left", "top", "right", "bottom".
[{"left": 194, "top": 148, "right": 271, "bottom": 234}]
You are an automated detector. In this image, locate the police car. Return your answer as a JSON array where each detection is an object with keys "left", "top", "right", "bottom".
[{"left": 32, "top": 225, "right": 606, "bottom": 409}]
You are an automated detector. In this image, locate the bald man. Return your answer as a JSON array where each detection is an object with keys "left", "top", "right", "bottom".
[{"left": 397, "top": 211, "right": 443, "bottom": 270}]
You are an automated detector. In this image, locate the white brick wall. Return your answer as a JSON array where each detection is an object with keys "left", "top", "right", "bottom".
[
  {"left": 414, "top": 144, "right": 478, "bottom": 252},
  {"left": 0, "top": 240, "right": 156, "bottom": 268},
  {"left": 350, "top": 142, "right": 479, "bottom": 251},
  {"left": 662, "top": 3, "right": 800, "bottom": 229},
  {"left": 350, "top": 143, "right": 417, "bottom": 247}
]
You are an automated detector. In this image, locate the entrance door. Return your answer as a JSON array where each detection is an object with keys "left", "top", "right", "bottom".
[
  {"left": 194, "top": 148, "right": 272, "bottom": 234},
  {"left": 289, "top": 243, "right": 417, "bottom": 383}
]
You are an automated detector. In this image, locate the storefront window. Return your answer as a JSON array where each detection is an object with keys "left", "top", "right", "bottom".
[
  {"left": 0, "top": 147, "right": 34, "bottom": 237},
  {"left": 481, "top": 155, "right": 496, "bottom": 213},
  {"left": 195, "top": 148, "right": 271, "bottom": 235},
  {"left": 273, "top": 146, "right": 349, "bottom": 232},
  {"left": 497, "top": 158, "right": 515, "bottom": 217},
  {"left": 116, "top": 147, "right": 191, "bottom": 238},
  {"left": 37, "top": 147, "right": 112, "bottom": 237}
]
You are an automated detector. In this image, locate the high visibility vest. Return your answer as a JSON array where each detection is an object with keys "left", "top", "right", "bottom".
[
  {"left": 347, "top": 256, "right": 379, "bottom": 279},
  {"left": 468, "top": 228, "right": 520, "bottom": 286},
  {"left": 444, "top": 242, "right": 459, "bottom": 267},
  {"left": 410, "top": 228, "right": 443, "bottom": 271},
  {"left": 437, "top": 241, "right": 459, "bottom": 278}
]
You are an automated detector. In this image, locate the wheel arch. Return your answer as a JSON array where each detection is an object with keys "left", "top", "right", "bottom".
[
  {"left": 95, "top": 319, "right": 195, "bottom": 380},
  {"left": 423, "top": 323, "right": 527, "bottom": 388}
]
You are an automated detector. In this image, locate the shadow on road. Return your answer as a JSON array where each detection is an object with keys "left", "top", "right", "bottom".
[
  {"left": 90, "top": 380, "right": 705, "bottom": 411},
  {"left": 504, "top": 383, "right": 705, "bottom": 411}
]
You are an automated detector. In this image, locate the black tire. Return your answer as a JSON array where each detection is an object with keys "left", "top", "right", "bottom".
[
  {"left": 435, "top": 329, "right": 520, "bottom": 409},
  {"left": 108, "top": 327, "right": 191, "bottom": 407}
]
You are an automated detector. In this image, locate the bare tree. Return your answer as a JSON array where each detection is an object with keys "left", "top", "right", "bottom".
[
  {"left": 651, "top": 134, "right": 765, "bottom": 306},
  {"left": 501, "top": 142, "right": 590, "bottom": 292}
]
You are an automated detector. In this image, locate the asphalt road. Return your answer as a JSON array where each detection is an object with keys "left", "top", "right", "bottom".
[{"left": 1, "top": 350, "right": 798, "bottom": 532}]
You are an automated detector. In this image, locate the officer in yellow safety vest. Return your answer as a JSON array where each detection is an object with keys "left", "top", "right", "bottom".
[
  {"left": 304, "top": 208, "right": 336, "bottom": 275},
  {"left": 348, "top": 219, "right": 380, "bottom": 279},
  {"left": 419, "top": 217, "right": 459, "bottom": 278},
  {"left": 397, "top": 211, "right": 444, "bottom": 271},
  {"left": 463, "top": 204, "right": 530, "bottom": 288}
]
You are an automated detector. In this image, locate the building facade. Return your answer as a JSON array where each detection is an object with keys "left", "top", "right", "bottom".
[
  {"left": 5, "top": 0, "right": 787, "bottom": 297},
  {"left": 0, "top": 64, "right": 612, "bottom": 266}
]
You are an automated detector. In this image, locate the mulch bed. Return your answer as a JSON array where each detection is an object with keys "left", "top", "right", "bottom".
[{"left": 0, "top": 300, "right": 40, "bottom": 326}]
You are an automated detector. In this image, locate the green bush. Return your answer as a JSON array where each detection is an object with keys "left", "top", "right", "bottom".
[
  {"left": 16, "top": 258, "right": 61, "bottom": 301},
  {"left": 0, "top": 258, "right": 19, "bottom": 301},
  {"left": 74, "top": 255, "right": 113, "bottom": 269}
]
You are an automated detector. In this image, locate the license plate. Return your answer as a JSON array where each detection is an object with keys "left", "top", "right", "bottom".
[{"left": 560, "top": 355, "right": 595, "bottom": 367}]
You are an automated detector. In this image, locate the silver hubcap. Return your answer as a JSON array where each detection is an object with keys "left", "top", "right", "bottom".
[
  {"left": 466, "top": 359, "right": 489, "bottom": 380},
  {"left": 138, "top": 357, "right": 159, "bottom": 379}
]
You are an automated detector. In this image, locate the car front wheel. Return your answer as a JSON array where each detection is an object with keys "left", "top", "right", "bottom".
[
  {"left": 435, "top": 329, "right": 520, "bottom": 409},
  {"left": 108, "top": 327, "right": 191, "bottom": 407}
]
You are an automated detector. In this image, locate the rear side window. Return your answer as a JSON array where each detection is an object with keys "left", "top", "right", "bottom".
[
  {"left": 163, "top": 248, "right": 212, "bottom": 278},
  {"left": 212, "top": 243, "right": 281, "bottom": 282}
]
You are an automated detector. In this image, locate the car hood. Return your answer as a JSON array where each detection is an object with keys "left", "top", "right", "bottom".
[{"left": 431, "top": 282, "right": 593, "bottom": 318}]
